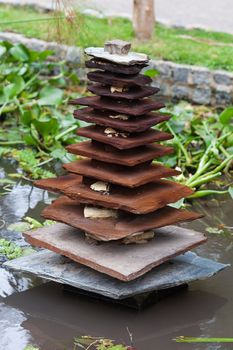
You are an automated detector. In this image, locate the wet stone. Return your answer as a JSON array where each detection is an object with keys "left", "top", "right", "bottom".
[
  {"left": 4, "top": 249, "right": 228, "bottom": 299},
  {"left": 23, "top": 223, "right": 205, "bottom": 280}
]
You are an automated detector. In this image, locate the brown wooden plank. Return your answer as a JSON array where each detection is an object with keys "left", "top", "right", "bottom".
[
  {"left": 88, "top": 83, "right": 159, "bottom": 100},
  {"left": 66, "top": 141, "right": 174, "bottom": 166},
  {"left": 87, "top": 70, "right": 152, "bottom": 87},
  {"left": 41, "top": 196, "right": 203, "bottom": 241},
  {"left": 35, "top": 174, "right": 82, "bottom": 193},
  {"left": 70, "top": 96, "right": 165, "bottom": 116},
  {"left": 76, "top": 125, "right": 172, "bottom": 150},
  {"left": 73, "top": 108, "right": 170, "bottom": 132},
  {"left": 36, "top": 176, "right": 193, "bottom": 214},
  {"left": 86, "top": 58, "right": 147, "bottom": 75},
  {"left": 23, "top": 223, "right": 207, "bottom": 281},
  {"left": 63, "top": 159, "right": 180, "bottom": 187}
]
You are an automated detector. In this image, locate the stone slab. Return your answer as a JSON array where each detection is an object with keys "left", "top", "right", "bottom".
[
  {"left": 88, "top": 83, "right": 159, "bottom": 100},
  {"left": 63, "top": 159, "right": 180, "bottom": 187},
  {"left": 104, "top": 39, "right": 131, "bottom": 55},
  {"left": 73, "top": 108, "right": 170, "bottom": 133},
  {"left": 70, "top": 96, "right": 165, "bottom": 116},
  {"left": 34, "top": 174, "right": 82, "bottom": 193},
  {"left": 67, "top": 141, "right": 174, "bottom": 166},
  {"left": 23, "top": 223, "right": 206, "bottom": 281},
  {"left": 85, "top": 58, "right": 148, "bottom": 75},
  {"left": 85, "top": 47, "right": 149, "bottom": 65},
  {"left": 36, "top": 177, "right": 193, "bottom": 214},
  {"left": 87, "top": 71, "right": 152, "bottom": 87},
  {"left": 77, "top": 125, "right": 172, "bottom": 150},
  {"left": 41, "top": 198, "right": 202, "bottom": 242},
  {"left": 4, "top": 249, "right": 228, "bottom": 299}
]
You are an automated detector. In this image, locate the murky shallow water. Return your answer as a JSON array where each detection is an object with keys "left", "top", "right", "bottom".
[{"left": 0, "top": 160, "right": 233, "bottom": 350}]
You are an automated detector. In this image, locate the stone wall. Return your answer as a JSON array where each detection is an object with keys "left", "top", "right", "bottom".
[
  {"left": 0, "top": 32, "right": 83, "bottom": 64},
  {"left": 1, "top": 32, "right": 233, "bottom": 106},
  {"left": 150, "top": 60, "right": 233, "bottom": 106}
]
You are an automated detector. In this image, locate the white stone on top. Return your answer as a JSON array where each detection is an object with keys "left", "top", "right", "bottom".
[{"left": 84, "top": 47, "right": 149, "bottom": 65}]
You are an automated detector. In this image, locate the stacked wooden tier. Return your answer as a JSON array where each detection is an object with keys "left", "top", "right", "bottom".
[{"left": 24, "top": 42, "right": 206, "bottom": 282}]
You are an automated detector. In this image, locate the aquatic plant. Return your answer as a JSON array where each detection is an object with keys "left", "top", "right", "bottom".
[
  {"left": 0, "top": 41, "right": 82, "bottom": 178},
  {"left": 0, "top": 238, "right": 23, "bottom": 260},
  {"left": 73, "top": 336, "right": 133, "bottom": 350},
  {"left": 23, "top": 336, "right": 135, "bottom": 350},
  {"left": 159, "top": 102, "right": 233, "bottom": 199}
]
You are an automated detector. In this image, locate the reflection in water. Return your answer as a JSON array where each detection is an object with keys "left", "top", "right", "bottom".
[
  {"left": 0, "top": 184, "right": 51, "bottom": 226},
  {"left": 0, "top": 268, "right": 33, "bottom": 298},
  {"left": 3, "top": 184, "right": 47, "bottom": 218},
  {"left": 0, "top": 159, "right": 233, "bottom": 350},
  {"left": 0, "top": 302, "right": 32, "bottom": 350},
  {"left": 4, "top": 282, "right": 227, "bottom": 350}
]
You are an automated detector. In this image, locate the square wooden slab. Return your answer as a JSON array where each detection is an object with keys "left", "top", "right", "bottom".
[
  {"left": 67, "top": 141, "right": 174, "bottom": 166},
  {"left": 88, "top": 83, "right": 159, "bottom": 100},
  {"left": 86, "top": 58, "right": 148, "bottom": 75},
  {"left": 63, "top": 159, "right": 180, "bottom": 187},
  {"left": 35, "top": 176, "right": 193, "bottom": 214},
  {"left": 23, "top": 222, "right": 207, "bottom": 281},
  {"left": 41, "top": 196, "right": 202, "bottom": 241},
  {"left": 87, "top": 70, "right": 152, "bottom": 87},
  {"left": 73, "top": 108, "right": 170, "bottom": 133},
  {"left": 70, "top": 96, "right": 164, "bottom": 116},
  {"left": 76, "top": 125, "right": 172, "bottom": 150}
]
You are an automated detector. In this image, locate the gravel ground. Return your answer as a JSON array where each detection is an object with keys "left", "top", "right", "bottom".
[{"left": 1, "top": 0, "right": 233, "bottom": 34}]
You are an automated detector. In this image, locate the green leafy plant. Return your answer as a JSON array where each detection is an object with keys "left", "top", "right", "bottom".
[
  {"left": 0, "top": 41, "right": 83, "bottom": 179},
  {"left": 158, "top": 102, "right": 233, "bottom": 199},
  {"left": 0, "top": 238, "right": 23, "bottom": 260},
  {"left": 24, "top": 336, "right": 135, "bottom": 350},
  {"left": 73, "top": 336, "right": 132, "bottom": 350}
]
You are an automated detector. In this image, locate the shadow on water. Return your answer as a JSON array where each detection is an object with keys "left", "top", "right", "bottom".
[{"left": 0, "top": 159, "right": 233, "bottom": 350}]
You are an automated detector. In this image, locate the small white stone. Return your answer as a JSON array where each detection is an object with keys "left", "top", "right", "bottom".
[
  {"left": 90, "top": 181, "right": 110, "bottom": 194},
  {"left": 119, "top": 132, "right": 129, "bottom": 138},
  {"left": 123, "top": 230, "right": 155, "bottom": 244},
  {"left": 110, "top": 86, "right": 128, "bottom": 93},
  {"left": 109, "top": 114, "right": 129, "bottom": 120},
  {"left": 84, "top": 206, "right": 118, "bottom": 219},
  {"left": 104, "top": 127, "right": 117, "bottom": 135}
]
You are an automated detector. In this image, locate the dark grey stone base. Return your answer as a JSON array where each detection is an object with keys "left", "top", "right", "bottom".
[{"left": 4, "top": 250, "right": 228, "bottom": 300}]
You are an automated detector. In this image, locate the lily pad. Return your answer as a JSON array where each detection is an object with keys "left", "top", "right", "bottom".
[{"left": 7, "top": 222, "right": 31, "bottom": 233}]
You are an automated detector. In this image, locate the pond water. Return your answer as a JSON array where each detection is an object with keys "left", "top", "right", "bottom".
[{"left": 0, "top": 159, "right": 233, "bottom": 350}]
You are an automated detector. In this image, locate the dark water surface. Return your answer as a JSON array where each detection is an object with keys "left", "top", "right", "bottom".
[{"left": 0, "top": 160, "right": 233, "bottom": 350}]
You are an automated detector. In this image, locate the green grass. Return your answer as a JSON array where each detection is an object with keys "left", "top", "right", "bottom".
[{"left": 1, "top": 4, "right": 233, "bottom": 70}]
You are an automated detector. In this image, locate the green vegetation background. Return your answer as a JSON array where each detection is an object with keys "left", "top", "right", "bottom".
[{"left": 1, "top": 4, "right": 233, "bottom": 71}]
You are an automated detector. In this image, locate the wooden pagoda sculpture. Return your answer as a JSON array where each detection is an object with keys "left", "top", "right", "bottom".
[{"left": 24, "top": 40, "right": 207, "bottom": 285}]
